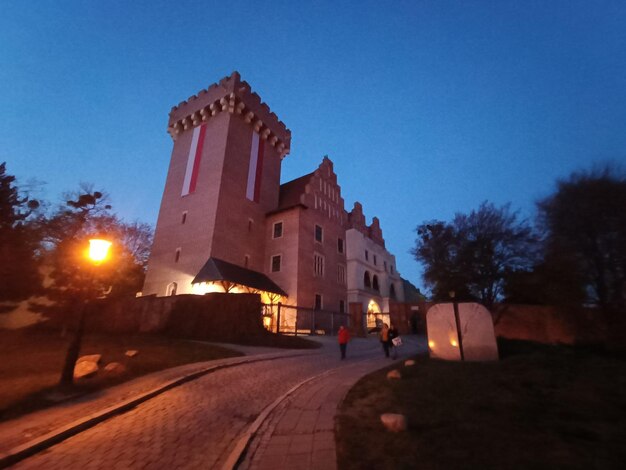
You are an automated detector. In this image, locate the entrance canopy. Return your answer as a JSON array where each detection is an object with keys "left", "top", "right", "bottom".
[{"left": 192, "top": 257, "right": 287, "bottom": 296}]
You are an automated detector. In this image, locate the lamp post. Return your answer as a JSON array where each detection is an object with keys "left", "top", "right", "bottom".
[
  {"left": 449, "top": 290, "right": 465, "bottom": 361},
  {"left": 59, "top": 238, "right": 112, "bottom": 387}
]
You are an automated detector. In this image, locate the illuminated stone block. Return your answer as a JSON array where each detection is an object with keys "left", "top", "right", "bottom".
[{"left": 426, "top": 302, "right": 498, "bottom": 361}]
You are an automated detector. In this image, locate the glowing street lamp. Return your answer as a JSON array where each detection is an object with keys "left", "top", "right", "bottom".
[
  {"left": 88, "top": 238, "right": 112, "bottom": 263},
  {"left": 60, "top": 238, "right": 112, "bottom": 387}
]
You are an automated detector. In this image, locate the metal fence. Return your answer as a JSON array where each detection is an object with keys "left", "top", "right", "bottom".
[{"left": 262, "top": 303, "right": 350, "bottom": 336}]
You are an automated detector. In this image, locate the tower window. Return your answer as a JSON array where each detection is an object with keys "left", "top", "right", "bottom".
[
  {"left": 181, "top": 211, "right": 187, "bottom": 224},
  {"left": 273, "top": 221, "right": 283, "bottom": 239},
  {"left": 337, "top": 238, "right": 344, "bottom": 254},
  {"left": 339, "top": 300, "right": 345, "bottom": 314},
  {"left": 365, "top": 250, "right": 369, "bottom": 261},
  {"left": 373, "top": 255, "right": 377, "bottom": 266},
  {"left": 174, "top": 248, "right": 181, "bottom": 263},
  {"left": 271, "top": 255, "right": 281, "bottom": 273},
  {"left": 248, "top": 219, "right": 253, "bottom": 232},
  {"left": 314, "top": 253, "right": 325, "bottom": 277},
  {"left": 244, "top": 255, "right": 250, "bottom": 268},
  {"left": 315, "top": 224, "right": 323, "bottom": 243}
]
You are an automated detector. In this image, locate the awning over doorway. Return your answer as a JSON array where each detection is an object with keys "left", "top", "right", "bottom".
[{"left": 192, "top": 257, "right": 287, "bottom": 296}]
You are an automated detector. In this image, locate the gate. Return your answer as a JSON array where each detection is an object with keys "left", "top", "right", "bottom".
[{"left": 262, "top": 303, "right": 350, "bottom": 336}]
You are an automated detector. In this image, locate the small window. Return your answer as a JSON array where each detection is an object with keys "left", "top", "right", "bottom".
[
  {"left": 273, "top": 221, "right": 283, "bottom": 239},
  {"left": 390, "top": 284, "right": 396, "bottom": 300},
  {"left": 248, "top": 219, "right": 253, "bottom": 232},
  {"left": 181, "top": 211, "right": 187, "bottom": 224},
  {"left": 365, "top": 250, "right": 369, "bottom": 261},
  {"left": 244, "top": 255, "right": 250, "bottom": 268},
  {"left": 373, "top": 275, "right": 380, "bottom": 291},
  {"left": 314, "top": 253, "right": 325, "bottom": 277},
  {"left": 315, "top": 224, "right": 323, "bottom": 243},
  {"left": 337, "top": 264, "right": 346, "bottom": 285},
  {"left": 384, "top": 261, "right": 387, "bottom": 272},
  {"left": 337, "top": 238, "right": 344, "bottom": 254},
  {"left": 174, "top": 248, "right": 181, "bottom": 263},
  {"left": 271, "top": 255, "right": 281, "bottom": 273},
  {"left": 339, "top": 300, "right": 345, "bottom": 314},
  {"left": 364, "top": 271, "right": 371, "bottom": 288},
  {"left": 373, "top": 255, "right": 377, "bottom": 265},
  {"left": 314, "top": 294, "right": 322, "bottom": 311},
  {"left": 390, "top": 265, "right": 394, "bottom": 274}
]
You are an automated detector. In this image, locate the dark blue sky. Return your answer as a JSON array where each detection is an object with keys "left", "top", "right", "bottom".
[{"left": 2, "top": 0, "right": 625, "bottom": 290}]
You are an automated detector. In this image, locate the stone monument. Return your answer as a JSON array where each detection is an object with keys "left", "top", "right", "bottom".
[{"left": 426, "top": 302, "right": 498, "bottom": 361}]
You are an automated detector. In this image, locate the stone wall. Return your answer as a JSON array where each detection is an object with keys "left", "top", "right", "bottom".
[
  {"left": 86, "top": 293, "right": 265, "bottom": 342},
  {"left": 389, "top": 301, "right": 608, "bottom": 345},
  {"left": 492, "top": 304, "right": 607, "bottom": 345}
]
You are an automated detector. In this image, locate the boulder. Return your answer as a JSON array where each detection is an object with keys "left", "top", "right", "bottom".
[
  {"left": 386, "top": 369, "right": 402, "bottom": 380},
  {"left": 380, "top": 413, "right": 407, "bottom": 432},
  {"left": 404, "top": 359, "right": 415, "bottom": 366},
  {"left": 77, "top": 354, "right": 102, "bottom": 364},
  {"left": 125, "top": 350, "right": 139, "bottom": 357},
  {"left": 74, "top": 360, "right": 98, "bottom": 379},
  {"left": 103, "top": 362, "right": 126, "bottom": 375}
]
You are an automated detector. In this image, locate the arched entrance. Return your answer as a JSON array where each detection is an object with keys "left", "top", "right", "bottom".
[{"left": 366, "top": 299, "right": 381, "bottom": 330}]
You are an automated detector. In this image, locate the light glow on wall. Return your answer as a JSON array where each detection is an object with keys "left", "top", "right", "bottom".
[
  {"left": 191, "top": 282, "right": 225, "bottom": 295},
  {"left": 191, "top": 281, "right": 286, "bottom": 306},
  {"left": 428, "top": 340, "right": 435, "bottom": 349}
]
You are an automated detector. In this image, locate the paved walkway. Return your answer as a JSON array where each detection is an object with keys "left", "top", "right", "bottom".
[
  {"left": 0, "top": 335, "right": 425, "bottom": 469},
  {"left": 237, "top": 354, "right": 398, "bottom": 470}
]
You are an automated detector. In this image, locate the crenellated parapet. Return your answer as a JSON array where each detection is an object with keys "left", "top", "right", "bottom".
[{"left": 167, "top": 71, "right": 291, "bottom": 159}]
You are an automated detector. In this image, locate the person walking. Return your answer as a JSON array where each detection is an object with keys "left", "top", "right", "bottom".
[
  {"left": 338, "top": 325, "right": 350, "bottom": 359},
  {"left": 379, "top": 323, "right": 390, "bottom": 358},
  {"left": 389, "top": 323, "right": 399, "bottom": 359}
]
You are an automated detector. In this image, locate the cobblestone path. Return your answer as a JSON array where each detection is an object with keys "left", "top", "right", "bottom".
[{"left": 11, "top": 337, "right": 394, "bottom": 469}]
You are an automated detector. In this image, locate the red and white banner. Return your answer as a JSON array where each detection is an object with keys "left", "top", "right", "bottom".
[
  {"left": 246, "top": 131, "right": 264, "bottom": 202},
  {"left": 181, "top": 124, "right": 207, "bottom": 196}
]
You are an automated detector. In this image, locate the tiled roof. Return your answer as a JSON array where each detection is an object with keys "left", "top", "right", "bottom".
[
  {"left": 274, "top": 172, "right": 313, "bottom": 212},
  {"left": 192, "top": 257, "right": 287, "bottom": 296}
]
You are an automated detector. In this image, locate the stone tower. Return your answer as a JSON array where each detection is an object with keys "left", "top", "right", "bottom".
[{"left": 142, "top": 72, "right": 291, "bottom": 296}]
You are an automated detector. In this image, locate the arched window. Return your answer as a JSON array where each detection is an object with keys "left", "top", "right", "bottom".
[
  {"left": 364, "top": 271, "right": 371, "bottom": 288},
  {"left": 372, "top": 275, "right": 379, "bottom": 291},
  {"left": 167, "top": 282, "right": 178, "bottom": 296},
  {"left": 389, "top": 283, "right": 396, "bottom": 300}
]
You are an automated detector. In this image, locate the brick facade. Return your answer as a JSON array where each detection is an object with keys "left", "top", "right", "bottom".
[{"left": 142, "top": 72, "right": 403, "bottom": 331}]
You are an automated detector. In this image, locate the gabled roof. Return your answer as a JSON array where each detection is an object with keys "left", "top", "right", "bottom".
[
  {"left": 272, "top": 172, "right": 313, "bottom": 213},
  {"left": 192, "top": 257, "right": 287, "bottom": 296}
]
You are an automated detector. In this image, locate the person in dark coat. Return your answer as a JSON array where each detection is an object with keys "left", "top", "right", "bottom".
[
  {"left": 389, "top": 323, "right": 399, "bottom": 359},
  {"left": 338, "top": 325, "right": 350, "bottom": 359}
]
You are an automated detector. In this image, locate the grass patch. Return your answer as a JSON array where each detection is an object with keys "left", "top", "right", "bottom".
[
  {"left": 0, "top": 328, "right": 245, "bottom": 421},
  {"left": 336, "top": 339, "right": 626, "bottom": 469}
]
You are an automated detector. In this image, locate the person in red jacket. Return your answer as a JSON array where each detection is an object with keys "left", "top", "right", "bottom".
[{"left": 338, "top": 325, "right": 350, "bottom": 359}]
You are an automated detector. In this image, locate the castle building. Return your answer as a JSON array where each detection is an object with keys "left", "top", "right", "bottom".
[{"left": 142, "top": 72, "right": 404, "bottom": 332}]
